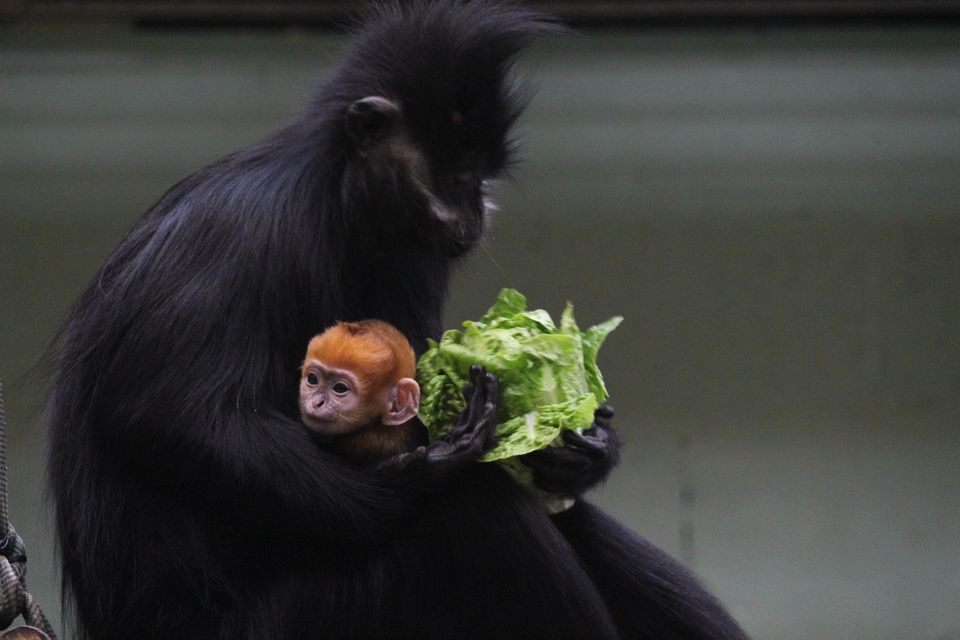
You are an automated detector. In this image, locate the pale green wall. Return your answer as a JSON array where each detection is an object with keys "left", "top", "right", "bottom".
[{"left": 1, "top": 24, "right": 958, "bottom": 639}]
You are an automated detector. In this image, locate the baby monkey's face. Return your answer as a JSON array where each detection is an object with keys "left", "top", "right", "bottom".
[{"left": 299, "top": 362, "right": 384, "bottom": 435}]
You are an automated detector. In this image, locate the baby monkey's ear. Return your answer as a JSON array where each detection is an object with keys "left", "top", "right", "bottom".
[{"left": 382, "top": 378, "right": 420, "bottom": 426}]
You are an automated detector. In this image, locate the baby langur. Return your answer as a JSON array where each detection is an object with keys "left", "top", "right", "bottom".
[{"left": 299, "top": 320, "right": 425, "bottom": 463}]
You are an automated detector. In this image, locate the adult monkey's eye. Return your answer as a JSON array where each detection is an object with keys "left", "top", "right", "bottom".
[
  {"left": 332, "top": 382, "right": 350, "bottom": 394},
  {"left": 306, "top": 373, "right": 319, "bottom": 386}
]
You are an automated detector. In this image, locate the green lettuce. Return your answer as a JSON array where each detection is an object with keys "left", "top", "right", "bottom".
[{"left": 417, "top": 288, "right": 622, "bottom": 462}]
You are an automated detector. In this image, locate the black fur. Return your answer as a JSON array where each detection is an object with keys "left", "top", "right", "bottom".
[{"left": 47, "top": 2, "right": 748, "bottom": 639}]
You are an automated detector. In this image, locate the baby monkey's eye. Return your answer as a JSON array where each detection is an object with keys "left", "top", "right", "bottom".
[
  {"left": 332, "top": 382, "right": 350, "bottom": 394},
  {"left": 306, "top": 372, "right": 319, "bottom": 386}
]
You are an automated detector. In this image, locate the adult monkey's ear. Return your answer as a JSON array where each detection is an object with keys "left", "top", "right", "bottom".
[{"left": 346, "top": 96, "right": 400, "bottom": 148}]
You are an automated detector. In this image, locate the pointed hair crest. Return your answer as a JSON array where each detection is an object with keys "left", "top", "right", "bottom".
[{"left": 336, "top": 0, "right": 564, "bottom": 103}]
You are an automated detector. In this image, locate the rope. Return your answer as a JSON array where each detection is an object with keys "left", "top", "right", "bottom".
[
  {"left": 0, "top": 380, "right": 56, "bottom": 640},
  {"left": 0, "top": 380, "right": 9, "bottom": 539}
]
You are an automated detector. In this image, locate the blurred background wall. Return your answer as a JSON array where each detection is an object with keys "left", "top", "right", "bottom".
[{"left": 1, "top": 4, "right": 958, "bottom": 638}]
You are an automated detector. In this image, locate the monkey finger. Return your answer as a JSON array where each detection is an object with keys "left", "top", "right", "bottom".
[
  {"left": 461, "top": 375, "right": 499, "bottom": 453},
  {"left": 477, "top": 372, "right": 500, "bottom": 449},
  {"left": 480, "top": 371, "right": 499, "bottom": 408},
  {"left": 469, "top": 364, "right": 485, "bottom": 382},
  {"left": 594, "top": 404, "right": 615, "bottom": 425},
  {"left": 480, "top": 408, "right": 499, "bottom": 451},
  {"left": 458, "top": 364, "right": 487, "bottom": 405},
  {"left": 562, "top": 428, "right": 609, "bottom": 456},
  {"left": 451, "top": 390, "right": 485, "bottom": 439},
  {"left": 448, "top": 373, "right": 486, "bottom": 437},
  {"left": 464, "top": 405, "right": 499, "bottom": 454},
  {"left": 464, "top": 370, "right": 496, "bottom": 425}
]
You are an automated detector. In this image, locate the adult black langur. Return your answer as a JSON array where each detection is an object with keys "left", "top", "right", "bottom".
[{"left": 47, "top": 1, "right": 749, "bottom": 639}]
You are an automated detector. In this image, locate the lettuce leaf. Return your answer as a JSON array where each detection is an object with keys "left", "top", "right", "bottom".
[{"left": 417, "top": 288, "right": 621, "bottom": 462}]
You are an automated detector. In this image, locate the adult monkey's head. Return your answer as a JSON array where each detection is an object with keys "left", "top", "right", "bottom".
[{"left": 328, "top": 0, "right": 561, "bottom": 257}]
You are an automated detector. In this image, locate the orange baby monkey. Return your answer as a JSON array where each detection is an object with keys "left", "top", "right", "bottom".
[{"left": 299, "top": 320, "right": 425, "bottom": 463}]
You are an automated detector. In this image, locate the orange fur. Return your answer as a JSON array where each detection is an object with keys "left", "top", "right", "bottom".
[{"left": 304, "top": 320, "right": 415, "bottom": 397}]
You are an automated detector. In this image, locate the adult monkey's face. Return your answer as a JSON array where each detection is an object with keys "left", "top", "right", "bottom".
[
  {"left": 342, "top": 87, "right": 513, "bottom": 258},
  {"left": 334, "top": 1, "right": 555, "bottom": 257}
]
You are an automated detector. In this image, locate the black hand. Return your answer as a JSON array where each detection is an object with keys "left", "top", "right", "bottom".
[
  {"left": 379, "top": 365, "right": 498, "bottom": 472},
  {"left": 520, "top": 404, "right": 620, "bottom": 496}
]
